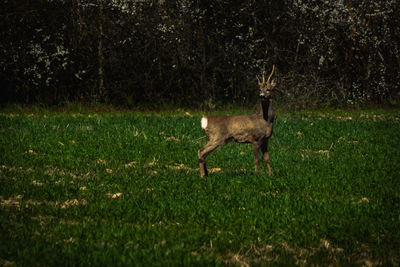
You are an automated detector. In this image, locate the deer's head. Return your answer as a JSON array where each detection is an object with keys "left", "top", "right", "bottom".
[{"left": 258, "top": 65, "right": 276, "bottom": 99}]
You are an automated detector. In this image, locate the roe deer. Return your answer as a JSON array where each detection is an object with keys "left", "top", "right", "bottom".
[{"left": 198, "top": 65, "right": 276, "bottom": 177}]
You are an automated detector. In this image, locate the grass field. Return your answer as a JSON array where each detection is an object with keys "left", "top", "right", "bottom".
[{"left": 1, "top": 107, "right": 399, "bottom": 265}]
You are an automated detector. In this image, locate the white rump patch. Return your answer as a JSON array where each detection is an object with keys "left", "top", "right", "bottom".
[{"left": 201, "top": 117, "right": 208, "bottom": 129}]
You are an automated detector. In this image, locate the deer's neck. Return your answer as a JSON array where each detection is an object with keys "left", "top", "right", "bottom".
[{"left": 260, "top": 98, "right": 274, "bottom": 122}]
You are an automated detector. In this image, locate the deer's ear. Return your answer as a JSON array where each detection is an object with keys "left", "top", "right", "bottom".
[{"left": 270, "top": 79, "right": 277, "bottom": 88}]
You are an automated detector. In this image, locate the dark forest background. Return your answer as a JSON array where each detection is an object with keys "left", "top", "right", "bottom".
[{"left": 1, "top": 0, "right": 399, "bottom": 108}]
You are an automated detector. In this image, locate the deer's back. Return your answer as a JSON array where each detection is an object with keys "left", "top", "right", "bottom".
[{"left": 201, "top": 114, "right": 272, "bottom": 143}]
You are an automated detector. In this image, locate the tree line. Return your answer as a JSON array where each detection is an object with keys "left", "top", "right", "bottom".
[{"left": 1, "top": 0, "right": 399, "bottom": 108}]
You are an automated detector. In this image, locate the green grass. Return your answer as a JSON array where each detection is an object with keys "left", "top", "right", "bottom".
[{"left": 1, "top": 108, "right": 399, "bottom": 265}]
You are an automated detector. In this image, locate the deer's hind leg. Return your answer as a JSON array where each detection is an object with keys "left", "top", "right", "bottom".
[
  {"left": 261, "top": 140, "right": 271, "bottom": 176},
  {"left": 198, "top": 139, "right": 223, "bottom": 177}
]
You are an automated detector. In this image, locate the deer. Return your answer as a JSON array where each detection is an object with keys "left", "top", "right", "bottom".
[{"left": 198, "top": 65, "right": 276, "bottom": 177}]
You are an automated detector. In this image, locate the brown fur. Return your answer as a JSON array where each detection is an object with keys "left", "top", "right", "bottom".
[
  {"left": 198, "top": 66, "right": 276, "bottom": 177},
  {"left": 198, "top": 99, "right": 274, "bottom": 177},
  {"left": 198, "top": 66, "right": 276, "bottom": 176}
]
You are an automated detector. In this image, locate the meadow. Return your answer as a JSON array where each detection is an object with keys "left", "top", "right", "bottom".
[{"left": 0, "top": 107, "right": 399, "bottom": 265}]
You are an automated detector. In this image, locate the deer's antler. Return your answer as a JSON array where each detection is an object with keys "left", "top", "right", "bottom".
[
  {"left": 266, "top": 65, "right": 275, "bottom": 85},
  {"left": 263, "top": 69, "right": 267, "bottom": 84}
]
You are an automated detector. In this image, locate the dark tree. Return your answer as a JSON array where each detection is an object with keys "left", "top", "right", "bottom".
[{"left": 1, "top": 0, "right": 399, "bottom": 107}]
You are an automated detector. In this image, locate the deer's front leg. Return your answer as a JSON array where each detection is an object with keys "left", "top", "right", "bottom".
[
  {"left": 261, "top": 140, "right": 271, "bottom": 176},
  {"left": 253, "top": 143, "right": 261, "bottom": 173}
]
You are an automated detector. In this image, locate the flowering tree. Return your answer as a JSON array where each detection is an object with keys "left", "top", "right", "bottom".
[
  {"left": 0, "top": 0, "right": 398, "bottom": 107},
  {"left": 283, "top": 0, "right": 400, "bottom": 106}
]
